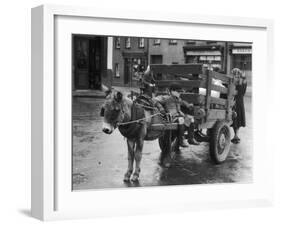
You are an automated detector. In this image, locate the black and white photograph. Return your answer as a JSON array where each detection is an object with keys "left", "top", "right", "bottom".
[
  {"left": 71, "top": 35, "right": 252, "bottom": 190},
  {"left": 1, "top": 0, "right": 281, "bottom": 223}
]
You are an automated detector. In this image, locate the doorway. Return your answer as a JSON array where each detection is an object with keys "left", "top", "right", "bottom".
[
  {"left": 124, "top": 58, "right": 131, "bottom": 85},
  {"left": 73, "top": 36, "right": 102, "bottom": 90},
  {"left": 124, "top": 57, "right": 146, "bottom": 86}
]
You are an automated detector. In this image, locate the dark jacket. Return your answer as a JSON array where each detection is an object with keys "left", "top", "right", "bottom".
[
  {"left": 154, "top": 95, "right": 191, "bottom": 117},
  {"left": 140, "top": 71, "right": 155, "bottom": 97},
  {"left": 232, "top": 81, "right": 247, "bottom": 128}
]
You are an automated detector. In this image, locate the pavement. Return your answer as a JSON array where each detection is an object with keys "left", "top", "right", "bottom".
[
  {"left": 73, "top": 89, "right": 106, "bottom": 98},
  {"left": 72, "top": 87, "right": 252, "bottom": 190}
]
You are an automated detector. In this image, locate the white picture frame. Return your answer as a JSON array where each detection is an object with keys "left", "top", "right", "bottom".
[{"left": 31, "top": 4, "right": 274, "bottom": 221}]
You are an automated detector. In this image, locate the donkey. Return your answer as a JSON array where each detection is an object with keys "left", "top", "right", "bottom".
[{"left": 100, "top": 89, "right": 176, "bottom": 182}]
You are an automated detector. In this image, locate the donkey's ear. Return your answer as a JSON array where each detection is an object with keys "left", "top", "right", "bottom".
[
  {"left": 115, "top": 91, "right": 123, "bottom": 102},
  {"left": 105, "top": 88, "right": 112, "bottom": 97}
]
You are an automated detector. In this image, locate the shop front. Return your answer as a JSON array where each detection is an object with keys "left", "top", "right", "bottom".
[
  {"left": 230, "top": 44, "right": 252, "bottom": 85},
  {"left": 112, "top": 51, "right": 147, "bottom": 87},
  {"left": 183, "top": 45, "right": 225, "bottom": 72},
  {"left": 123, "top": 53, "right": 147, "bottom": 87}
]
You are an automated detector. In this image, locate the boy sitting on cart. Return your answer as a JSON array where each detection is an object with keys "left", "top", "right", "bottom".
[{"left": 154, "top": 83, "right": 199, "bottom": 147}]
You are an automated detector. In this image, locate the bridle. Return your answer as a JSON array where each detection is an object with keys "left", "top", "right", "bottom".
[{"left": 110, "top": 101, "right": 127, "bottom": 129}]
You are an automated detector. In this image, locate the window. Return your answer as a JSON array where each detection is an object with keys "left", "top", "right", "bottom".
[
  {"left": 153, "top": 39, "right": 161, "bottom": 46},
  {"left": 169, "top": 40, "right": 177, "bottom": 45},
  {"left": 185, "top": 56, "right": 199, "bottom": 64},
  {"left": 115, "top": 63, "right": 120, "bottom": 78},
  {"left": 115, "top": 37, "right": 120, "bottom": 49},
  {"left": 187, "top": 54, "right": 222, "bottom": 70},
  {"left": 76, "top": 39, "right": 89, "bottom": 69},
  {"left": 138, "top": 38, "right": 145, "bottom": 48},
  {"left": 232, "top": 54, "right": 252, "bottom": 71},
  {"left": 150, "top": 55, "right": 163, "bottom": 64},
  {"left": 186, "top": 40, "right": 196, "bottom": 45},
  {"left": 125, "top": 37, "right": 131, "bottom": 49}
]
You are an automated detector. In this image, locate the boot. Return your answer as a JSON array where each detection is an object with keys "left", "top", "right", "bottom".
[
  {"left": 188, "top": 123, "right": 200, "bottom": 145},
  {"left": 178, "top": 124, "right": 189, "bottom": 147},
  {"left": 194, "top": 130, "right": 209, "bottom": 142}
]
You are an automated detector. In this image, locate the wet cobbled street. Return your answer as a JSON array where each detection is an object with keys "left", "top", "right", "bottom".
[{"left": 72, "top": 93, "right": 252, "bottom": 190}]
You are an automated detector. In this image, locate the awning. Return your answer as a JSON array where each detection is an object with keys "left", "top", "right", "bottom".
[
  {"left": 232, "top": 43, "right": 252, "bottom": 47},
  {"left": 186, "top": 50, "right": 221, "bottom": 56}
]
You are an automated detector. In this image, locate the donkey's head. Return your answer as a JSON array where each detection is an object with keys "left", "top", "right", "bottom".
[{"left": 100, "top": 90, "right": 126, "bottom": 134}]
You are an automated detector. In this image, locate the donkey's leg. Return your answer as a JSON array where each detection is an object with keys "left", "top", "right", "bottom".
[
  {"left": 131, "top": 124, "right": 147, "bottom": 182},
  {"left": 131, "top": 138, "right": 144, "bottom": 182},
  {"left": 124, "top": 139, "right": 135, "bottom": 182}
]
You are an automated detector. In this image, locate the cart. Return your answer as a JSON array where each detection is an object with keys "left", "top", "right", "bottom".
[{"left": 149, "top": 64, "right": 236, "bottom": 164}]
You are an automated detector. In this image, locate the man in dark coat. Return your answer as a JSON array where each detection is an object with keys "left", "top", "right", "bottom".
[
  {"left": 139, "top": 65, "right": 155, "bottom": 97},
  {"left": 154, "top": 83, "right": 199, "bottom": 147},
  {"left": 231, "top": 68, "right": 247, "bottom": 144}
]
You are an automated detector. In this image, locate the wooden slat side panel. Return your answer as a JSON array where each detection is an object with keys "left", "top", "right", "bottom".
[
  {"left": 180, "top": 93, "right": 205, "bottom": 105},
  {"left": 174, "top": 74, "right": 201, "bottom": 79},
  {"left": 175, "top": 73, "right": 207, "bottom": 80},
  {"left": 155, "top": 80, "right": 206, "bottom": 88},
  {"left": 210, "top": 97, "right": 227, "bottom": 106},
  {"left": 150, "top": 64, "right": 203, "bottom": 75},
  {"left": 211, "top": 84, "right": 228, "bottom": 94},
  {"left": 205, "top": 70, "right": 212, "bottom": 117},
  {"left": 209, "top": 70, "right": 231, "bottom": 83},
  {"left": 207, "top": 109, "right": 226, "bottom": 121}
]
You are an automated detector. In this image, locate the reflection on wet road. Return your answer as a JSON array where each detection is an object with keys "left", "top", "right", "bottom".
[{"left": 72, "top": 95, "right": 252, "bottom": 190}]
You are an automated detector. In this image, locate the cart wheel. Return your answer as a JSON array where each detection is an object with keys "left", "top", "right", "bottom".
[
  {"left": 159, "top": 130, "right": 179, "bottom": 166},
  {"left": 210, "top": 120, "right": 231, "bottom": 164}
]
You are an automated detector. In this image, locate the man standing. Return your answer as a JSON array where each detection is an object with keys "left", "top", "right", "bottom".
[
  {"left": 139, "top": 65, "right": 155, "bottom": 97},
  {"left": 154, "top": 83, "right": 200, "bottom": 147}
]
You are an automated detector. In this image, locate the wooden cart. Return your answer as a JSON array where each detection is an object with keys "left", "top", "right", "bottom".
[{"left": 150, "top": 64, "right": 236, "bottom": 164}]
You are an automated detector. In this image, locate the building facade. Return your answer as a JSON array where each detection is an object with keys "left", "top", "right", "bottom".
[
  {"left": 71, "top": 35, "right": 253, "bottom": 92},
  {"left": 111, "top": 38, "right": 188, "bottom": 87},
  {"left": 183, "top": 40, "right": 252, "bottom": 85},
  {"left": 228, "top": 42, "right": 252, "bottom": 85},
  {"left": 112, "top": 37, "right": 148, "bottom": 87},
  {"left": 148, "top": 39, "right": 186, "bottom": 65},
  {"left": 183, "top": 40, "right": 227, "bottom": 72},
  {"left": 72, "top": 35, "right": 113, "bottom": 92}
]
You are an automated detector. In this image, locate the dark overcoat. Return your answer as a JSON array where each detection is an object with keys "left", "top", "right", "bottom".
[{"left": 232, "top": 82, "right": 247, "bottom": 128}]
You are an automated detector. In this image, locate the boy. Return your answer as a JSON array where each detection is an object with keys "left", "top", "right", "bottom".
[{"left": 154, "top": 83, "right": 199, "bottom": 147}]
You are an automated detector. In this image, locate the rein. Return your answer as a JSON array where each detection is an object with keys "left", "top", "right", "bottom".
[{"left": 117, "top": 112, "right": 162, "bottom": 126}]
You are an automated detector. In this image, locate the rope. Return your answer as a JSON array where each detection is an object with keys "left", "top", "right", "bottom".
[{"left": 117, "top": 112, "right": 163, "bottom": 126}]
